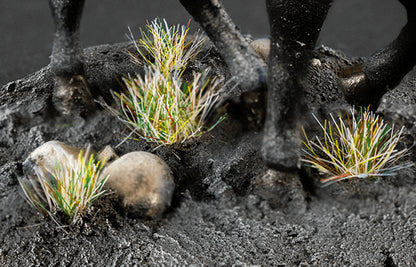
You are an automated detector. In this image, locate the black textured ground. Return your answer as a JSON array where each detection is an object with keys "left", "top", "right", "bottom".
[
  {"left": 0, "top": 84, "right": 415, "bottom": 265},
  {"left": 1, "top": 1, "right": 416, "bottom": 266}
]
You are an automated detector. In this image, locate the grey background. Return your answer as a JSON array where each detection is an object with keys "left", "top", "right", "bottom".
[{"left": 0, "top": 0, "right": 407, "bottom": 85}]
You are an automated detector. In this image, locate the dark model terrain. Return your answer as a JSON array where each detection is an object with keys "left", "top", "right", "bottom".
[{"left": 1, "top": 0, "right": 415, "bottom": 265}]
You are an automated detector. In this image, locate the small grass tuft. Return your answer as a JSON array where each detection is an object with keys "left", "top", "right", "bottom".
[
  {"left": 111, "top": 18, "right": 224, "bottom": 145},
  {"left": 19, "top": 151, "right": 109, "bottom": 225},
  {"left": 129, "top": 18, "right": 205, "bottom": 76},
  {"left": 302, "top": 107, "right": 414, "bottom": 186},
  {"left": 114, "top": 67, "right": 224, "bottom": 144}
]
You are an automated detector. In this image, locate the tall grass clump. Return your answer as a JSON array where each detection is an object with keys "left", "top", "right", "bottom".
[
  {"left": 19, "top": 151, "right": 109, "bottom": 225},
  {"left": 302, "top": 107, "right": 413, "bottom": 186},
  {"left": 112, "top": 18, "right": 224, "bottom": 145}
]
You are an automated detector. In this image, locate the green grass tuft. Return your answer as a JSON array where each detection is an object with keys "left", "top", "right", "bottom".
[
  {"left": 129, "top": 18, "right": 205, "bottom": 76},
  {"left": 302, "top": 107, "right": 414, "bottom": 186},
  {"left": 111, "top": 18, "right": 224, "bottom": 145},
  {"left": 19, "top": 151, "right": 109, "bottom": 225}
]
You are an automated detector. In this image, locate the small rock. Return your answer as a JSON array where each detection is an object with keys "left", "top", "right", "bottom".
[
  {"left": 22, "top": 140, "right": 92, "bottom": 180},
  {"left": 97, "top": 145, "right": 119, "bottom": 164},
  {"left": 250, "top": 38, "right": 270, "bottom": 62},
  {"left": 101, "top": 151, "right": 175, "bottom": 219},
  {"left": 20, "top": 141, "right": 94, "bottom": 204},
  {"left": 22, "top": 141, "right": 174, "bottom": 220},
  {"left": 310, "top": 58, "right": 322, "bottom": 67}
]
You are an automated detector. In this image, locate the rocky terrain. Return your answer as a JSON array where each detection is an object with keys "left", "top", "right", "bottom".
[
  {"left": 0, "top": 38, "right": 415, "bottom": 265},
  {"left": 1, "top": 1, "right": 416, "bottom": 266}
]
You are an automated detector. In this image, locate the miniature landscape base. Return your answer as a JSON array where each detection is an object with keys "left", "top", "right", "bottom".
[{"left": 0, "top": 52, "right": 416, "bottom": 264}]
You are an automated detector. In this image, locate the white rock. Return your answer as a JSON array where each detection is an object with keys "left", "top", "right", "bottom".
[{"left": 23, "top": 140, "right": 90, "bottom": 179}]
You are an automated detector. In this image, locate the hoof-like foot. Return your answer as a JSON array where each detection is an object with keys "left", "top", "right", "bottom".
[
  {"left": 262, "top": 129, "right": 301, "bottom": 171},
  {"left": 253, "top": 169, "right": 307, "bottom": 215},
  {"left": 53, "top": 75, "right": 95, "bottom": 116}
]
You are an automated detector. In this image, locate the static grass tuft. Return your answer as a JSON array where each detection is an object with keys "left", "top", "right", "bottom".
[
  {"left": 112, "top": 18, "right": 224, "bottom": 145},
  {"left": 129, "top": 18, "right": 205, "bottom": 76},
  {"left": 19, "top": 151, "right": 109, "bottom": 225},
  {"left": 115, "top": 67, "right": 223, "bottom": 144},
  {"left": 302, "top": 107, "right": 414, "bottom": 186}
]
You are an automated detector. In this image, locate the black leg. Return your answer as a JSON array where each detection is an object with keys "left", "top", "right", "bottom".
[
  {"left": 341, "top": 0, "right": 416, "bottom": 108},
  {"left": 49, "top": 0, "right": 85, "bottom": 76},
  {"left": 48, "top": 0, "right": 94, "bottom": 116},
  {"left": 179, "top": 0, "right": 266, "bottom": 97},
  {"left": 263, "top": 0, "right": 332, "bottom": 170}
]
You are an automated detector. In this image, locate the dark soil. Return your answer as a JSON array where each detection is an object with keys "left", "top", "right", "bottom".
[
  {"left": 1, "top": 40, "right": 416, "bottom": 265},
  {"left": 1, "top": 2, "right": 416, "bottom": 265}
]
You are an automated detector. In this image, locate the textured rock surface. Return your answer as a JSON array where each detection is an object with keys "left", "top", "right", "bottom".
[{"left": 102, "top": 151, "right": 175, "bottom": 218}]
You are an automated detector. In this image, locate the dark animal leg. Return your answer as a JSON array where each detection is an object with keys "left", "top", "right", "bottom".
[
  {"left": 262, "top": 0, "right": 332, "bottom": 170},
  {"left": 49, "top": 0, "right": 94, "bottom": 116},
  {"left": 179, "top": 0, "right": 266, "bottom": 97},
  {"left": 341, "top": 0, "right": 416, "bottom": 108},
  {"left": 49, "top": 0, "right": 85, "bottom": 76}
]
